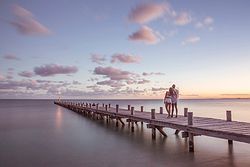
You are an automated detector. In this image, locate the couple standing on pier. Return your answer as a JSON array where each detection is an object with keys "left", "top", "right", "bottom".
[{"left": 164, "top": 84, "right": 179, "bottom": 117}]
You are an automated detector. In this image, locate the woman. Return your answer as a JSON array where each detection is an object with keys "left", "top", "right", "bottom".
[{"left": 164, "top": 88, "right": 172, "bottom": 117}]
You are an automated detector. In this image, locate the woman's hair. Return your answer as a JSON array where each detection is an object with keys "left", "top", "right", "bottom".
[{"left": 169, "top": 87, "right": 174, "bottom": 95}]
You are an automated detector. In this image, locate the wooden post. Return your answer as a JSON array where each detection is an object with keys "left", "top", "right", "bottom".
[
  {"left": 188, "top": 112, "right": 194, "bottom": 152},
  {"left": 141, "top": 106, "right": 144, "bottom": 125},
  {"left": 109, "top": 104, "right": 111, "bottom": 108},
  {"left": 116, "top": 105, "right": 119, "bottom": 127},
  {"left": 116, "top": 105, "right": 119, "bottom": 113},
  {"left": 184, "top": 108, "right": 188, "bottom": 117},
  {"left": 226, "top": 110, "right": 233, "bottom": 145},
  {"left": 89, "top": 103, "right": 91, "bottom": 108},
  {"left": 131, "top": 107, "right": 134, "bottom": 115},
  {"left": 151, "top": 109, "right": 156, "bottom": 140},
  {"left": 151, "top": 109, "right": 155, "bottom": 119},
  {"left": 128, "top": 105, "right": 131, "bottom": 111},
  {"left": 131, "top": 107, "right": 134, "bottom": 132},
  {"left": 188, "top": 112, "right": 193, "bottom": 126},
  {"left": 106, "top": 104, "right": 109, "bottom": 123},
  {"left": 160, "top": 107, "right": 163, "bottom": 114}
]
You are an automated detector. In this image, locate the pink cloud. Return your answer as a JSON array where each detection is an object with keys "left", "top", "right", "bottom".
[
  {"left": 0, "top": 74, "right": 4, "bottom": 81},
  {"left": 204, "top": 16, "right": 214, "bottom": 25},
  {"left": 91, "top": 54, "right": 106, "bottom": 64},
  {"left": 97, "top": 80, "right": 125, "bottom": 88},
  {"left": 10, "top": 4, "right": 51, "bottom": 35},
  {"left": 72, "top": 80, "right": 81, "bottom": 85},
  {"left": 195, "top": 16, "right": 214, "bottom": 29},
  {"left": 152, "top": 87, "right": 166, "bottom": 91},
  {"left": 174, "top": 12, "right": 192, "bottom": 26},
  {"left": 142, "top": 72, "right": 165, "bottom": 76},
  {"left": 129, "top": 26, "right": 160, "bottom": 44},
  {"left": 182, "top": 36, "right": 200, "bottom": 45},
  {"left": 138, "top": 79, "right": 150, "bottom": 84},
  {"left": 128, "top": 3, "right": 169, "bottom": 24},
  {"left": 94, "top": 66, "right": 135, "bottom": 80},
  {"left": 111, "top": 54, "right": 140, "bottom": 63},
  {"left": 3, "top": 54, "right": 20, "bottom": 60},
  {"left": 18, "top": 71, "right": 34, "bottom": 78},
  {"left": 34, "top": 64, "right": 78, "bottom": 77}
]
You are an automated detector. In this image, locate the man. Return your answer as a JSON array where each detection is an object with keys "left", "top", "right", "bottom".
[{"left": 171, "top": 84, "right": 179, "bottom": 117}]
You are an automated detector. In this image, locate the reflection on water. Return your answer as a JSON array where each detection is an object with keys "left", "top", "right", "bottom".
[
  {"left": 55, "top": 106, "right": 63, "bottom": 131},
  {"left": 0, "top": 99, "right": 250, "bottom": 167}
]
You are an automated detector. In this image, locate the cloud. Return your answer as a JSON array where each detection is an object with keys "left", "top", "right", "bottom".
[
  {"left": 195, "top": 16, "right": 214, "bottom": 30},
  {"left": 128, "top": 3, "right": 169, "bottom": 24},
  {"left": 129, "top": 26, "right": 160, "bottom": 44},
  {"left": 72, "top": 80, "right": 81, "bottom": 85},
  {"left": 93, "top": 66, "right": 135, "bottom": 81},
  {"left": 10, "top": 4, "right": 51, "bottom": 35},
  {"left": 0, "top": 75, "right": 4, "bottom": 81},
  {"left": 111, "top": 54, "right": 140, "bottom": 63},
  {"left": 138, "top": 79, "right": 150, "bottom": 84},
  {"left": 152, "top": 87, "right": 166, "bottom": 91},
  {"left": 18, "top": 71, "right": 34, "bottom": 78},
  {"left": 220, "top": 94, "right": 250, "bottom": 96},
  {"left": 97, "top": 80, "right": 125, "bottom": 88},
  {"left": 3, "top": 54, "right": 20, "bottom": 60},
  {"left": 204, "top": 16, "right": 214, "bottom": 25},
  {"left": 174, "top": 12, "right": 192, "bottom": 26},
  {"left": 91, "top": 54, "right": 106, "bottom": 65},
  {"left": 182, "top": 36, "right": 200, "bottom": 45},
  {"left": 34, "top": 64, "right": 78, "bottom": 77},
  {"left": 142, "top": 72, "right": 165, "bottom": 76}
]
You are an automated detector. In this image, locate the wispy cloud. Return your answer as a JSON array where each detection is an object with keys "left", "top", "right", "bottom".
[
  {"left": 182, "top": 36, "right": 200, "bottom": 45},
  {"left": 142, "top": 72, "right": 165, "bottom": 76},
  {"left": 90, "top": 54, "right": 106, "bottom": 65},
  {"left": 18, "top": 71, "right": 34, "bottom": 78},
  {"left": 34, "top": 64, "right": 78, "bottom": 77},
  {"left": 111, "top": 54, "right": 140, "bottom": 63},
  {"left": 195, "top": 16, "right": 214, "bottom": 30},
  {"left": 138, "top": 79, "right": 150, "bottom": 84},
  {"left": 72, "top": 80, "right": 81, "bottom": 85},
  {"left": 10, "top": 4, "right": 51, "bottom": 35},
  {"left": 97, "top": 80, "right": 125, "bottom": 88},
  {"left": 129, "top": 26, "right": 160, "bottom": 44},
  {"left": 174, "top": 12, "right": 192, "bottom": 26},
  {"left": 3, "top": 54, "right": 20, "bottom": 60},
  {"left": 128, "top": 3, "right": 169, "bottom": 24},
  {"left": 152, "top": 87, "right": 166, "bottom": 91},
  {"left": 0, "top": 74, "right": 4, "bottom": 81}
]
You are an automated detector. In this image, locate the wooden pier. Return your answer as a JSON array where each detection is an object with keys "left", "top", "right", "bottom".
[{"left": 54, "top": 101, "right": 250, "bottom": 152}]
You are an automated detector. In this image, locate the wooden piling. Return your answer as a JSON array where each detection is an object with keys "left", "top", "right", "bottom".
[
  {"left": 188, "top": 112, "right": 194, "bottom": 152},
  {"left": 128, "top": 105, "right": 131, "bottom": 111},
  {"left": 160, "top": 107, "right": 163, "bottom": 114},
  {"left": 141, "top": 106, "right": 144, "bottom": 125},
  {"left": 151, "top": 109, "right": 156, "bottom": 140},
  {"left": 131, "top": 107, "right": 134, "bottom": 132},
  {"left": 116, "top": 105, "right": 119, "bottom": 127},
  {"left": 227, "top": 110, "right": 233, "bottom": 145},
  {"left": 109, "top": 104, "right": 111, "bottom": 108},
  {"left": 184, "top": 108, "right": 188, "bottom": 117}
]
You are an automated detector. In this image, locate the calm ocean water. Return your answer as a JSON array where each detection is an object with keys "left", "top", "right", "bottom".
[{"left": 0, "top": 99, "right": 250, "bottom": 167}]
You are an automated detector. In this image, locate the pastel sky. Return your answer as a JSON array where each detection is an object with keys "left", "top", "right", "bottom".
[{"left": 0, "top": 0, "right": 250, "bottom": 99}]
